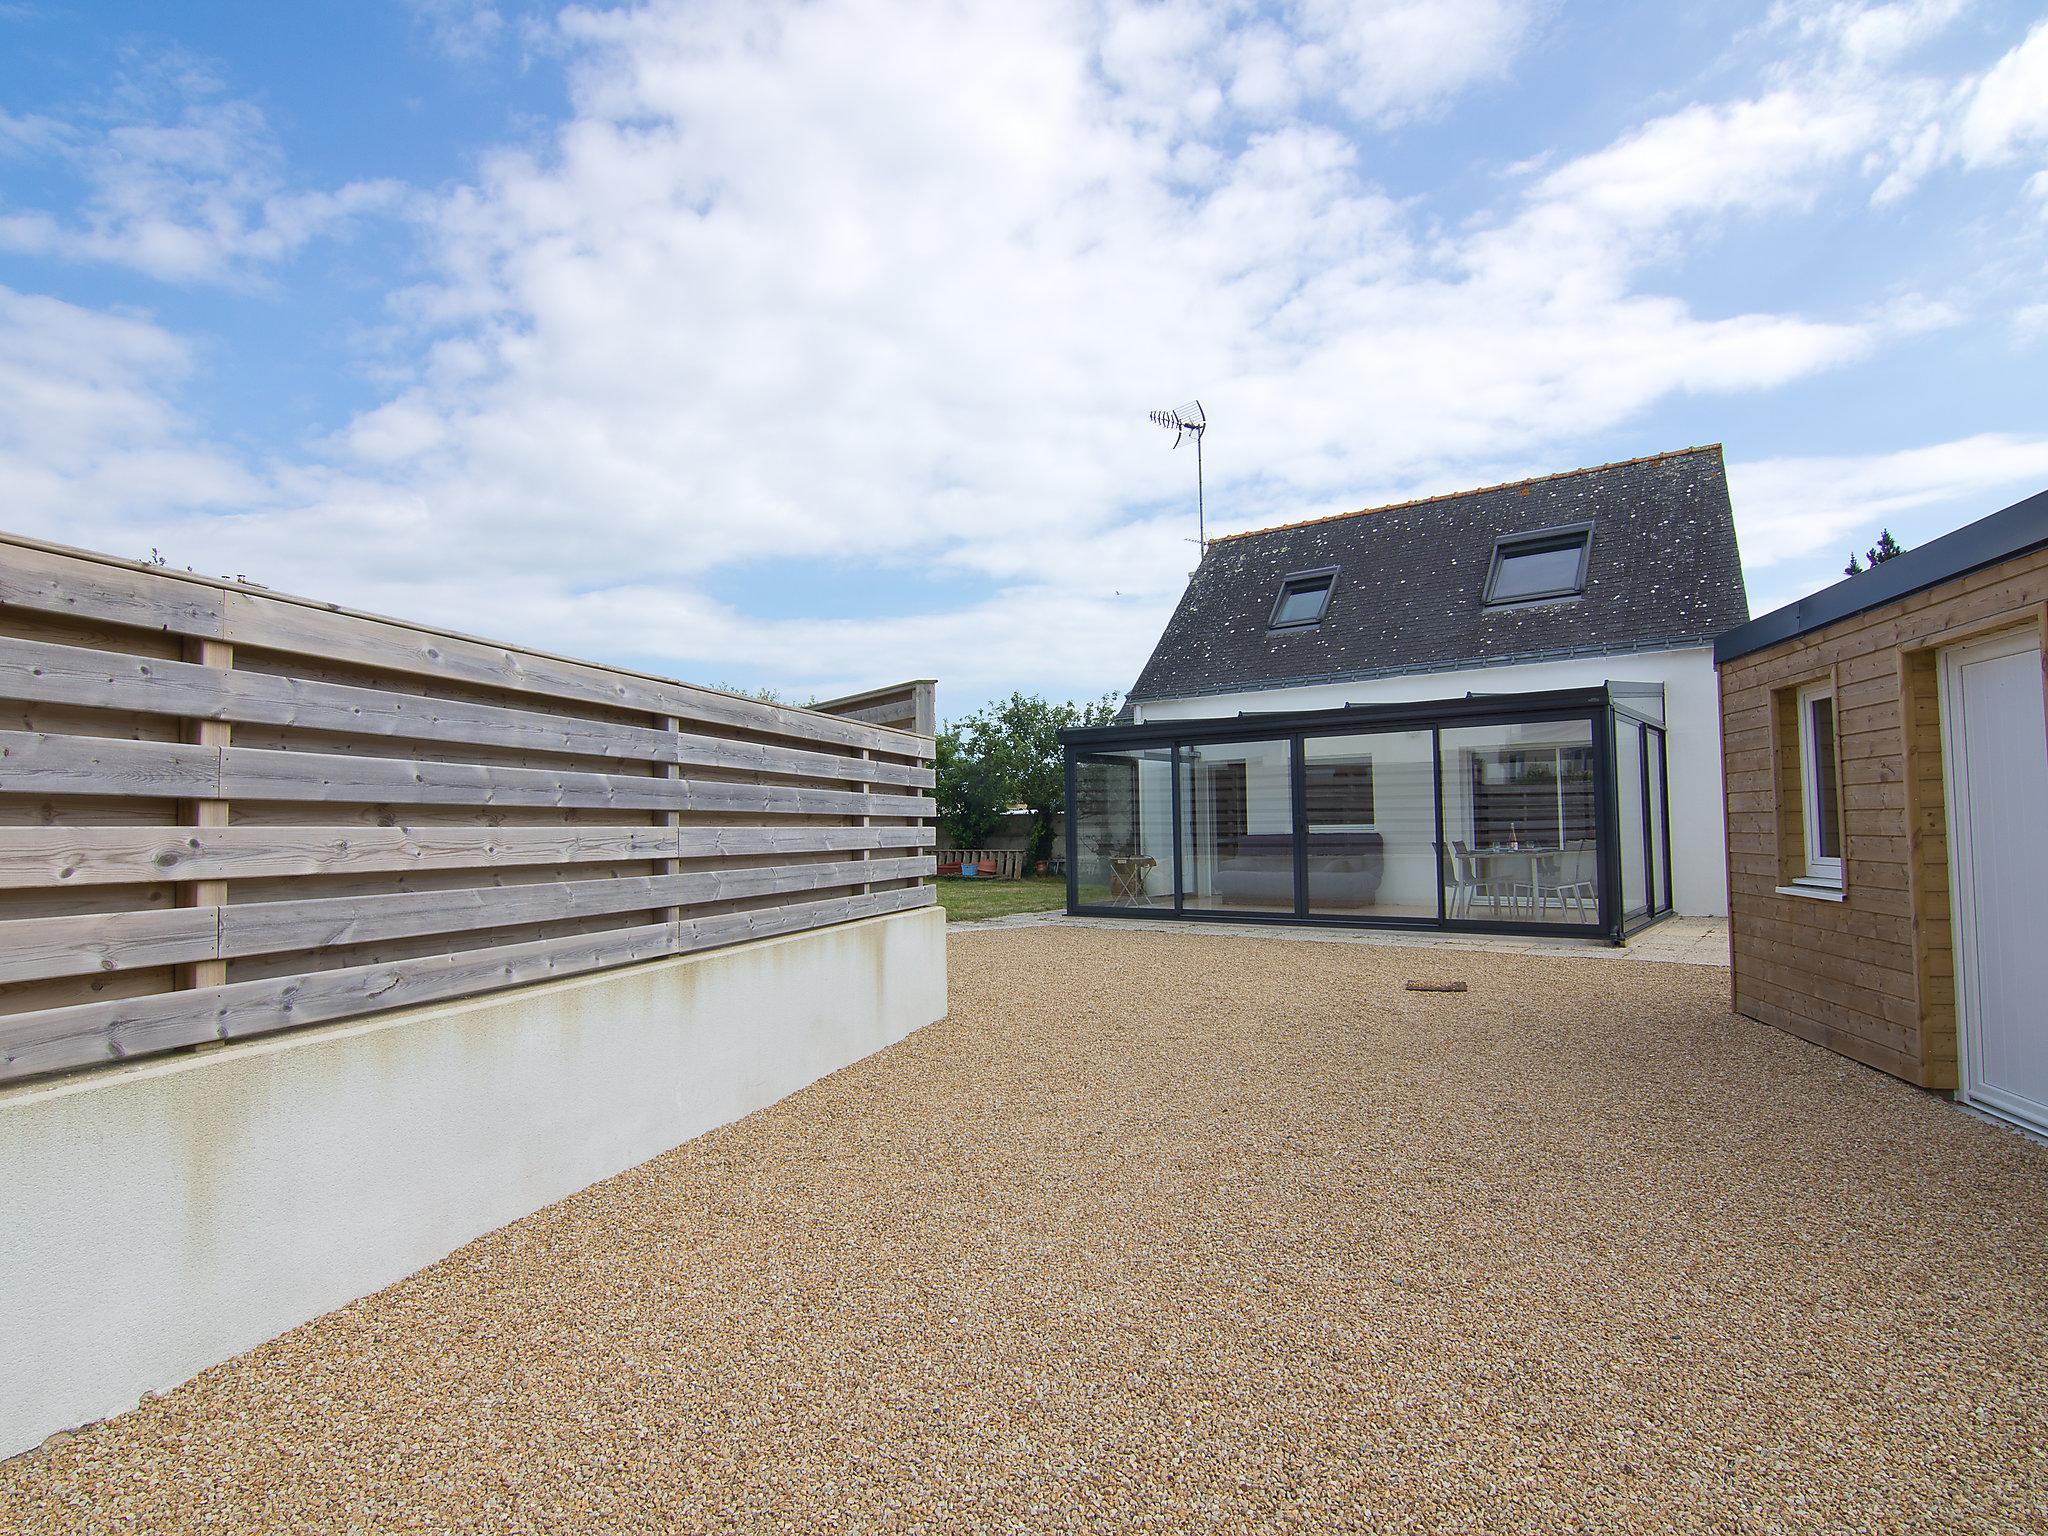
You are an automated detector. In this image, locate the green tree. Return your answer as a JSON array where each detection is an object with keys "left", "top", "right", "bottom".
[
  {"left": 1844, "top": 529, "right": 1906, "bottom": 577},
  {"left": 952, "top": 691, "right": 1119, "bottom": 866},
  {"left": 934, "top": 726, "right": 1009, "bottom": 849}
]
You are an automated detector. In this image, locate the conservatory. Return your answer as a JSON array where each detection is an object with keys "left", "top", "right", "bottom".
[{"left": 1060, "top": 685, "right": 1672, "bottom": 940}]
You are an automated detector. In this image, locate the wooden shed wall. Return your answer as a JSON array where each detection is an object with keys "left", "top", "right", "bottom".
[
  {"left": 0, "top": 533, "right": 937, "bottom": 1083},
  {"left": 1718, "top": 544, "right": 2048, "bottom": 1088}
]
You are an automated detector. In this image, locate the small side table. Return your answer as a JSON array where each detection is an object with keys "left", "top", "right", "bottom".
[{"left": 1109, "top": 855, "right": 1158, "bottom": 907}]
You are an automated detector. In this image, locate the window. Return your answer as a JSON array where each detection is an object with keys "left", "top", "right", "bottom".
[
  {"left": 1483, "top": 526, "right": 1593, "bottom": 606},
  {"left": 1269, "top": 568, "right": 1337, "bottom": 628},
  {"left": 1305, "top": 756, "right": 1374, "bottom": 827},
  {"left": 1796, "top": 679, "right": 1843, "bottom": 885}
]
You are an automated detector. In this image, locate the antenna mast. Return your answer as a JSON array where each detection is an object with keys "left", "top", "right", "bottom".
[{"left": 1148, "top": 400, "right": 1207, "bottom": 551}]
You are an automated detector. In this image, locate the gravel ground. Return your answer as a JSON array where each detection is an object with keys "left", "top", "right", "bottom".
[{"left": 6, "top": 927, "right": 2047, "bottom": 1534}]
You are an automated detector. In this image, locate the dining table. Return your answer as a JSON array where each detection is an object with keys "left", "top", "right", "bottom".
[{"left": 1467, "top": 844, "right": 1561, "bottom": 919}]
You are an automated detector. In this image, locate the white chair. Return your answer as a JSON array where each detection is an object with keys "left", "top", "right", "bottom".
[
  {"left": 1532, "top": 840, "right": 1598, "bottom": 920},
  {"left": 1451, "top": 840, "right": 1517, "bottom": 918},
  {"left": 1438, "top": 842, "right": 1473, "bottom": 918}
]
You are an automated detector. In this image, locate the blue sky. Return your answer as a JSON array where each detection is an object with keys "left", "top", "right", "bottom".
[{"left": 2, "top": 0, "right": 2045, "bottom": 720}]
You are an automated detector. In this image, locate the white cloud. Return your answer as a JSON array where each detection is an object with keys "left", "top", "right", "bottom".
[
  {"left": 0, "top": 286, "right": 263, "bottom": 543},
  {"left": 1957, "top": 18, "right": 2048, "bottom": 167},
  {"left": 1, "top": 0, "right": 2042, "bottom": 708},
  {"left": 0, "top": 57, "right": 402, "bottom": 284},
  {"left": 1286, "top": 0, "right": 1538, "bottom": 125},
  {"left": 1769, "top": 0, "right": 1969, "bottom": 67},
  {"left": 406, "top": 0, "right": 509, "bottom": 63},
  {"left": 1730, "top": 432, "right": 2048, "bottom": 611}
]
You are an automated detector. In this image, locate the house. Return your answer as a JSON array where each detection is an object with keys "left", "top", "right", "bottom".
[
  {"left": 1060, "top": 445, "right": 1749, "bottom": 936},
  {"left": 1716, "top": 486, "right": 2048, "bottom": 1137}
]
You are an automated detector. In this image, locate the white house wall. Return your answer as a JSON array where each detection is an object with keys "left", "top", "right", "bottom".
[{"left": 1131, "top": 646, "right": 1728, "bottom": 917}]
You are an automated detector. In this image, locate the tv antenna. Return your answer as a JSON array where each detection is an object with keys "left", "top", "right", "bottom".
[{"left": 1148, "top": 399, "right": 1207, "bottom": 550}]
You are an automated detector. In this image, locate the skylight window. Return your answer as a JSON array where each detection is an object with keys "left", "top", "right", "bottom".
[
  {"left": 1269, "top": 568, "right": 1337, "bottom": 629},
  {"left": 1484, "top": 526, "right": 1593, "bottom": 606}
]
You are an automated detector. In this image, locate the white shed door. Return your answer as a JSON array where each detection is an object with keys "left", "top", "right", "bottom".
[{"left": 1941, "top": 630, "right": 2048, "bottom": 1134}]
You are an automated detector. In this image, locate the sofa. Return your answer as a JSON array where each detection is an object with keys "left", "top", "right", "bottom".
[{"left": 1209, "top": 831, "right": 1385, "bottom": 908}]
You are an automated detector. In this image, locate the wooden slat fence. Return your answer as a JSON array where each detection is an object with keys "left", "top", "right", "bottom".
[
  {"left": 939, "top": 848, "right": 1029, "bottom": 879},
  {"left": 0, "top": 532, "right": 937, "bottom": 1083}
]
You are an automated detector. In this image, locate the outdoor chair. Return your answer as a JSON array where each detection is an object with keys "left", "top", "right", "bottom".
[
  {"left": 1531, "top": 839, "right": 1598, "bottom": 920},
  {"left": 1438, "top": 842, "right": 1475, "bottom": 918},
  {"left": 1450, "top": 839, "right": 1517, "bottom": 918}
]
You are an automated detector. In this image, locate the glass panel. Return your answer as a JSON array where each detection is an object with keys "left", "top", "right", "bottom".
[
  {"left": 1489, "top": 539, "right": 1584, "bottom": 601},
  {"left": 1303, "top": 730, "right": 1436, "bottom": 919},
  {"left": 1438, "top": 719, "right": 1599, "bottom": 926},
  {"left": 1614, "top": 717, "right": 1649, "bottom": 923},
  {"left": 1611, "top": 683, "right": 1665, "bottom": 725},
  {"left": 1073, "top": 747, "right": 1174, "bottom": 909},
  {"left": 1809, "top": 695, "right": 1842, "bottom": 861},
  {"left": 1179, "top": 738, "right": 1296, "bottom": 912},
  {"left": 1647, "top": 728, "right": 1670, "bottom": 916},
  {"left": 1274, "top": 579, "right": 1330, "bottom": 625}
]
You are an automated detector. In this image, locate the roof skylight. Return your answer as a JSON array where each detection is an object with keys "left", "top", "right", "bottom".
[
  {"left": 1269, "top": 568, "right": 1337, "bottom": 629},
  {"left": 1484, "top": 527, "right": 1592, "bottom": 606}
]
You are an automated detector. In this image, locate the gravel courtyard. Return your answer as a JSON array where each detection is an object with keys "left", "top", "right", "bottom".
[{"left": 6, "top": 927, "right": 2047, "bottom": 1534}]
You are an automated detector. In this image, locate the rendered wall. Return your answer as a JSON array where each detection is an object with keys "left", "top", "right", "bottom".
[
  {"left": 1131, "top": 646, "right": 1727, "bottom": 916},
  {"left": 0, "top": 904, "right": 946, "bottom": 1459}
]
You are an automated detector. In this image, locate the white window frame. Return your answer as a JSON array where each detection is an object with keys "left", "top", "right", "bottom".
[{"left": 1795, "top": 679, "right": 1843, "bottom": 887}]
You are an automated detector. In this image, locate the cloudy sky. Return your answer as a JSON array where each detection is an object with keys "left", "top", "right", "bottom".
[{"left": 2, "top": 0, "right": 2045, "bottom": 717}]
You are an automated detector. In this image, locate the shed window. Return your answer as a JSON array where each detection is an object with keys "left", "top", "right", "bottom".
[
  {"left": 1484, "top": 527, "right": 1592, "bottom": 605},
  {"left": 1270, "top": 570, "right": 1336, "bottom": 628},
  {"left": 1797, "top": 680, "right": 1843, "bottom": 885}
]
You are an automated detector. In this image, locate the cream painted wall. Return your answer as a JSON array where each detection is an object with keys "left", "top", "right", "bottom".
[
  {"left": 1130, "top": 646, "right": 1727, "bottom": 916},
  {"left": 0, "top": 906, "right": 946, "bottom": 1459}
]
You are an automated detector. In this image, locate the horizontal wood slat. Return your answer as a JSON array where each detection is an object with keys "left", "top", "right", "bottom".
[
  {"left": 0, "top": 731, "right": 934, "bottom": 818},
  {"left": 215, "top": 742, "right": 932, "bottom": 817},
  {"left": 0, "top": 636, "right": 933, "bottom": 788},
  {"left": 222, "top": 588, "right": 924, "bottom": 757},
  {"left": 0, "top": 858, "right": 934, "bottom": 980},
  {"left": 0, "top": 823, "right": 935, "bottom": 889},
  {"left": 0, "top": 533, "right": 925, "bottom": 756},
  {"left": 0, "top": 886, "right": 934, "bottom": 1080},
  {"left": 0, "top": 730, "right": 219, "bottom": 798},
  {"left": 0, "top": 541, "right": 226, "bottom": 640},
  {"left": 0, "top": 907, "right": 219, "bottom": 985},
  {"left": 0, "top": 530, "right": 938, "bottom": 1085},
  {"left": 215, "top": 856, "right": 934, "bottom": 957}
]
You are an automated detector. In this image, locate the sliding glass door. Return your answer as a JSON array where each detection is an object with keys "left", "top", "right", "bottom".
[
  {"left": 1179, "top": 738, "right": 1295, "bottom": 913},
  {"left": 1437, "top": 719, "right": 1601, "bottom": 929},
  {"left": 1072, "top": 746, "right": 1174, "bottom": 910},
  {"left": 1302, "top": 730, "right": 1437, "bottom": 919}
]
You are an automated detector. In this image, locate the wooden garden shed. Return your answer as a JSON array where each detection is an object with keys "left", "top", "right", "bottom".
[{"left": 1716, "top": 487, "right": 2048, "bottom": 1135}]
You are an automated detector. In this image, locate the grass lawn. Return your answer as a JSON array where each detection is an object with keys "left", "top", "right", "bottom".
[{"left": 934, "top": 874, "right": 1067, "bottom": 922}]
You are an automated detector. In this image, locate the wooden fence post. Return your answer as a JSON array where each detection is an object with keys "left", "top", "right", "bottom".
[
  {"left": 659, "top": 716, "right": 682, "bottom": 929},
  {"left": 858, "top": 747, "right": 873, "bottom": 895},
  {"left": 177, "top": 638, "right": 231, "bottom": 990}
]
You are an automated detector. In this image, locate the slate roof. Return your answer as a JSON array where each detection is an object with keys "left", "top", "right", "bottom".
[{"left": 1125, "top": 444, "right": 1749, "bottom": 705}]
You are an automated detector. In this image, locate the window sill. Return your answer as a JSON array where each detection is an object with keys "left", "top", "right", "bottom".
[{"left": 1776, "top": 881, "right": 1846, "bottom": 903}]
